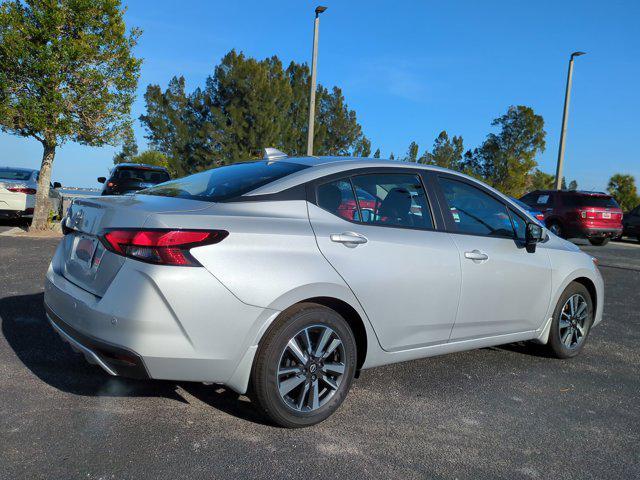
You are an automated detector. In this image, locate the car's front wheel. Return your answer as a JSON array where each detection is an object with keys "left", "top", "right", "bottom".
[
  {"left": 545, "top": 282, "right": 594, "bottom": 359},
  {"left": 251, "top": 303, "right": 357, "bottom": 428}
]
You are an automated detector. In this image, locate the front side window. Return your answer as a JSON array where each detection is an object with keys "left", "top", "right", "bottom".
[
  {"left": 439, "top": 177, "right": 514, "bottom": 237},
  {"left": 141, "top": 161, "right": 308, "bottom": 202},
  {"left": 509, "top": 208, "right": 527, "bottom": 241}
]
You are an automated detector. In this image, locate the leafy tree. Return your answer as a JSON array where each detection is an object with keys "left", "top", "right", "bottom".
[
  {"left": 0, "top": 0, "right": 141, "bottom": 229},
  {"left": 353, "top": 137, "right": 371, "bottom": 157},
  {"left": 140, "top": 76, "right": 220, "bottom": 176},
  {"left": 420, "top": 131, "right": 464, "bottom": 169},
  {"left": 389, "top": 152, "right": 395, "bottom": 160},
  {"left": 568, "top": 179, "right": 578, "bottom": 191},
  {"left": 466, "top": 106, "right": 546, "bottom": 197},
  {"left": 313, "top": 86, "right": 368, "bottom": 156},
  {"left": 529, "top": 169, "right": 555, "bottom": 190},
  {"left": 129, "top": 150, "right": 170, "bottom": 169},
  {"left": 140, "top": 50, "right": 369, "bottom": 174},
  {"left": 405, "top": 141, "right": 419, "bottom": 162},
  {"left": 113, "top": 125, "right": 139, "bottom": 164},
  {"left": 373, "top": 148, "right": 381, "bottom": 159},
  {"left": 607, "top": 174, "right": 638, "bottom": 211}
]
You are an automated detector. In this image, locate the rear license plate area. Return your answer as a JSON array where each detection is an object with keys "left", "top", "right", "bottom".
[
  {"left": 602, "top": 212, "right": 611, "bottom": 219},
  {"left": 72, "top": 234, "right": 98, "bottom": 267}
]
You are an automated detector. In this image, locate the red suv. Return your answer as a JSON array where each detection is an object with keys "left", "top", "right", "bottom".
[{"left": 520, "top": 190, "right": 623, "bottom": 245}]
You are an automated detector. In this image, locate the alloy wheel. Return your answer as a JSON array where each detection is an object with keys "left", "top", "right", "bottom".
[
  {"left": 559, "top": 294, "right": 589, "bottom": 349},
  {"left": 277, "top": 325, "right": 346, "bottom": 412}
]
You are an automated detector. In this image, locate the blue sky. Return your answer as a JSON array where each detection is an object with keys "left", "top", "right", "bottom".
[{"left": 2, "top": 0, "right": 639, "bottom": 190}]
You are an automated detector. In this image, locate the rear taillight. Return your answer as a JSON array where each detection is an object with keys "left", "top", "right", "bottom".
[
  {"left": 99, "top": 229, "right": 228, "bottom": 266},
  {"left": 8, "top": 187, "right": 37, "bottom": 195},
  {"left": 536, "top": 213, "right": 545, "bottom": 221}
]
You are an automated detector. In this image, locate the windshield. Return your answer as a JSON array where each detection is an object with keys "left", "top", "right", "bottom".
[
  {"left": 564, "top": 195, "right": 620, "bottom": 208},
  {"left": 0, "top": 169, "right": 33, "bottom": 181},
  {"left": 140, "top": 161, "right": 309, "bottom": 202},
  {"left": 113, "top": 167, "right": 170, "bottom": 184}
]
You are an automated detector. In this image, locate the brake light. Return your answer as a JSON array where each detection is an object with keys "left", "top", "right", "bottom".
[
  {"left": 100, "top": 229, "right": 228, "bottom": 266},
  {"left": 8, "top": 187, "right": 37, "bottom": 195},
  {"left": 536, "top": 213, "right": 545, "bottom": 221}
]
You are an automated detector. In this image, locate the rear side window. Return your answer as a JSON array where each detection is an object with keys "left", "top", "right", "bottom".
[
  {"left": 140, "top": 161, "right": 308, "bottom": 202},
  {"left": 563, "top": 194, "right": 620, "bottom": 208},
  {"left": 113, "top": 167, "right": 169, "bottom": 184},
  {"left": 351, "top": 173, "right": 433, "bottom": 228},
  {"left": 439, "top": 177, "right": 514, "bottom": 237},
  {"left": 317, "top": 173, "right": 433, "bottom": 229},
  {"left": 317, "top": 179, "right": 358, "bottom": 221}
]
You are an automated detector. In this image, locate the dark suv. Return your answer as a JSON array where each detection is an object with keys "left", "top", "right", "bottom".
[
  {"left": 622, "top": 204, "right": 640, "bottom": 242},
  {"left": 520, "top": 190, "right": 623, "bottom": 246},
  {"left": 98, "top": 164, "right": 170, "bottom": 196}
]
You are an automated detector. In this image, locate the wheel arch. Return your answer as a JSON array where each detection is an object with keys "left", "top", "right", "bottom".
[{"left": 573, "top": 276, "right": 598, "bottom": 314}]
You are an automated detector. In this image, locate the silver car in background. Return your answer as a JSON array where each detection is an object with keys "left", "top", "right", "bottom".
[{"left": 44, "top": 153, "right": 603, "bottom": 427}]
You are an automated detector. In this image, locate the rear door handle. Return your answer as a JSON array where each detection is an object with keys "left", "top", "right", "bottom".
[
  {"left": 330, "top": 232, "right": 368, "bottom": 247},
  {"left": 464, "top": 250, "right": 489, "bottom": 262}
]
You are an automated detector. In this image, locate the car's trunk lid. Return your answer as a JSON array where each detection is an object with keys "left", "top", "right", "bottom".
[{"left": 59, "top": 194, "right": 213, "bottom": 297}]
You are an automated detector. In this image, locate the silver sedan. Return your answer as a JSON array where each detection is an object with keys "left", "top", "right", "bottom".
[{"left": 44, "top": 153, "right": 603, "bottom": 427}]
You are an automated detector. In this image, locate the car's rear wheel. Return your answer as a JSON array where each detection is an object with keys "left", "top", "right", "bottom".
[
  {"left": 251, "top": 303, "right": 357, "bottom": 428},
  {"left": 547, "top": 221, "right": 563, "bottom": 237},
  {"left": 545, "top": 282, "right": 594, "bottom": 359},
  {"left": 588, "top": 237, "right": 609, "bottom": 246}
]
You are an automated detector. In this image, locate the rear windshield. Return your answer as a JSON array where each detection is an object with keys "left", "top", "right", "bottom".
[
  {"left": 0, "top": 169, "right": 33, "bottom": 181},
  {"left": 139, "top": 161, "right": 309, "bottom": 202},
  {"left": 113, "top": 167, "right": 170, "bottom": 184},
  {"left": 564, "top": 195, "right": 619, "bottom": 208}
]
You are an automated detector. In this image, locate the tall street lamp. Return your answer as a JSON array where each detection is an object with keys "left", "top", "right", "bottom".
[
  {"left": 306, "top": 6, "right": 327, "bottom": 156},
  {"left": 554, "top": 51, "right": 586, "bottom": 190}
]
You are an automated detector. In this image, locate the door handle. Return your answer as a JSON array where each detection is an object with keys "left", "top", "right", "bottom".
[
  {"left": 330, "top": 232, "right": 368, "bottom": 247},
  {"left": 464, "top": 250, "right": 489, "bottom": 261}
]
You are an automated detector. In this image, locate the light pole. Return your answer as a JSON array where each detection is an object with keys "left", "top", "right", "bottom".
[
  {"left": 554, "top": 51, "right": 586, "bottom": 190},
  {"left": 306, "top": 6, "right": 327, "bottom": 156}
]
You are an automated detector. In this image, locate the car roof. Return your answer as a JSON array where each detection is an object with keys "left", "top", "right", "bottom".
[
  {"left": 529, "top": 189, "right": 610, "bottom": 196},
  {"left": 247, "top": 156, "right": 457, "bottom": 196}
]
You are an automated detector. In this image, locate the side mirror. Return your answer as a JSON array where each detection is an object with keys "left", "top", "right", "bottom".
[
  {"left": 53, "top": 181, "right": 62, "bottom": 189},
  {"left": 97, "top": 177, "right": 106, "bottom": 184},
  {"left": 525, "top": 223, "right": 544, "bottom": 253}
]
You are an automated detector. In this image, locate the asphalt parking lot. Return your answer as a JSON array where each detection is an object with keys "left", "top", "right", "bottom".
[{"left": 1, "top": 223, "right": 639, "bottom": 479}]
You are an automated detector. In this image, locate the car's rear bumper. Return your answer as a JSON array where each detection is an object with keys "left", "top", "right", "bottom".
[
  {"left": 46, "top": 303, "right": 150, "bottom": 378},
  {"left": 580, "top": 227, "right": 623, "bottom": 238},
  {"left": 43, "top": 250, "right": 278, "bottom": 392}
]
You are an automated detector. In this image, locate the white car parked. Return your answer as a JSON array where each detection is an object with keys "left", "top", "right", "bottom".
[{"left": 0, "top": 167, "right": 62, "bottom": 219}]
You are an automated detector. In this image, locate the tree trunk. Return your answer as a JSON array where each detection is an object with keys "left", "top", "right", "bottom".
[{"left": 30, "top": 142, "right": 56, "bottom": 231}]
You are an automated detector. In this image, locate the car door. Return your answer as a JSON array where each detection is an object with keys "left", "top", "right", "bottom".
[
  {"left": 307, "top": 169, "right": 461, "bottom": 351},
  {"left": 435, "top": 175, "right": 552, "bottom": 341}
]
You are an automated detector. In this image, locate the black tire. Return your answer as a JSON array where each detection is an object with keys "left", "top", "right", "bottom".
[
  {"left": 251, "top": 303, "right": 357, "bottom": 428},
  {"left": 588, "top": 237, "right": 609, "bottom": 246},
  {"left": 547, "top": 221, "right": 563, "bottom": 238},
  {"left": 545, "top": 282, "right": 594, "bottom": 359}
]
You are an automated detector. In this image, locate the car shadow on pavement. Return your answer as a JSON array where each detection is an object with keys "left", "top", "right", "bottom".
[{"left": 0, "top": 292, "right": 269, "bottom": 425}]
